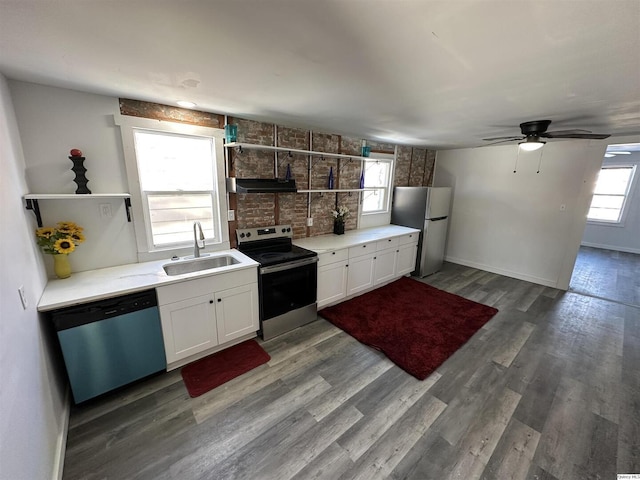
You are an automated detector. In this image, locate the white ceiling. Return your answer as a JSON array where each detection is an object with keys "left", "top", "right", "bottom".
[{"left": 1, "top": 0, "right": 639, "bottom": 149}]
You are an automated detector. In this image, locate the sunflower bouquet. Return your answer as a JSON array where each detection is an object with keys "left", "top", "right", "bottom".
[{"left": 35, "top": 221, "right": 85, "bottom": 255}]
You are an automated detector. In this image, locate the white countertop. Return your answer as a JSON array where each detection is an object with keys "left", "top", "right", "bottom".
[
  {"left": 39, "top": 226, "right": 419, "bottom": 311},
  {"left": 38, "top": 249, "right": 259, "bottom": 312},
  {"left": 293, "top": 225, "right": 420, "bottom": 253}
]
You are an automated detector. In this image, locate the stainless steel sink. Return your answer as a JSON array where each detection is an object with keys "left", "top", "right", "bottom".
[{"left": 163, "top": 255, "right": 240, "bottom": 276}]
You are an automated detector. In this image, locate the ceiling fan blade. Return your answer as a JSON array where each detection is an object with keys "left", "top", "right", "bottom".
[
  {"left": 482, "top": 138, "right": 522, "bottom": 146},
  {"left": 544, "top": 132, "right": 611, "bottom": 139},
  {"left": 482, "top": 135, "right": 523, "bottom": 142},
  {"left": 541, "top": 129, "right": 593, "bottom": 136}
]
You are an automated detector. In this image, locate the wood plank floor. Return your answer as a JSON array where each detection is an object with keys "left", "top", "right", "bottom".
[
  {"left": 570, "top": 246, "right": 640, "bottom": 307},
  {"left": 62, "top": 259, "right": 640, "bottom": 479}
]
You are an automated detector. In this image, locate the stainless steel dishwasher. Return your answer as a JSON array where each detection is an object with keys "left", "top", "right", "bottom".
[{"left": 51, "top": 289, "right": 166, "bottom": 403}]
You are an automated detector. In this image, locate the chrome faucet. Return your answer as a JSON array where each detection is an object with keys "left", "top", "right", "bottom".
[{"left": 193, "top": 221, "right": 205, "bottom": 258}]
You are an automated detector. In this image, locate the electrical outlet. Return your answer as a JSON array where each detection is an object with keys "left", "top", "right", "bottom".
[
  {"left": 227, "top": 210, "right": 235, "bottom": 221},
  {"left": 18, "top": 286, "right": 28, "bottom": 310},
  {"left": 306, "top": 217, "right": 313, "bottom": 227},
  {"left": 100, "top": 203, "right": 112, "bottom": 218}
]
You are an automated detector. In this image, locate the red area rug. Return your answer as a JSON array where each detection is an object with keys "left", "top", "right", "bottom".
[
  {"left": 181, "top": 339, "right": 270, "bottom": 397},
  {"left": 319, "top": 277, "right": 498, "bottom": 380}
]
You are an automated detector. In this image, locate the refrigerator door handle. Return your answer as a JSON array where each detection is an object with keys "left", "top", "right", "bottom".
[{"left": 427, "top": 216, "right": 448, "bottom": 221}]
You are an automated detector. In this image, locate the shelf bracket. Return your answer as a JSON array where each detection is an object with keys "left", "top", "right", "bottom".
[
  {"left": 25, "top": 199, "right": 43, "bottom": 227},
  {"left": 338, "top": 158, "right": 353, "bottom": 175},
  {"left": 124, "top": 198, "right": 132, "bottom": 222},
  {"left": 277, "top": 150, "right": 294, "bottom": 169}
]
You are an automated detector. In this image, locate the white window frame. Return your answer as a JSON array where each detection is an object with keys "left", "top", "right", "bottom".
[
  {"left": 361, "top": 154, "right": 395, "bottom": 215},
  {"left": 587, "top": 164, "right": 636, "bottom": 227},
  {"left": 116, "top": 114, "right": 229, "bottom": 261},
  {"left": 359, "top": 152, "right": 395, "bottom": 229}
]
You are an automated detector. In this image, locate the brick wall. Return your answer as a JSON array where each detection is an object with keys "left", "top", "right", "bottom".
[{"left": 120, "top": 100, "right": 435, "bottom": 242}]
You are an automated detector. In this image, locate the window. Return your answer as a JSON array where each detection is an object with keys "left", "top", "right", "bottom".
[
  {"left": 133, "top": 129, "right": 220, "bottom": 248},
  {"left": 117, "top": 115, "right": 228, "bottom": 257},
  {"left": 587, "top": 165, "right": 636, "bottom": 223},
  {"left": 362, "top": 158, "right": 393, "bottom": 214}
]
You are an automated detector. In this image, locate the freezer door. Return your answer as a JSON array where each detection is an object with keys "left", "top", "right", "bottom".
[
  {"left": 418, "top": 217, "right": 449, "bottom": 277},
  {"left": 391, "top": 187, "right": 428, "bottom": 229},
  {"left": 426, "top": 187, "right": 452, "bottom": 219}
]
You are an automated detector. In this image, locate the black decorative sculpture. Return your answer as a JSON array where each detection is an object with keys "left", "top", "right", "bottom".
[{"left": 69, "top": 149, "right": 91, "bottom": 194}]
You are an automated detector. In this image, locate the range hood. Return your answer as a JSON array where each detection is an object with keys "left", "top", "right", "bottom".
[{"left": 226, "top": 178, "right": 297, "bottom": 194}]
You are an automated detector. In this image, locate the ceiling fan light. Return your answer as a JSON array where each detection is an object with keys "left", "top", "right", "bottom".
[
  {"left": 177, "top": 100, "right": 196, "bottom": 108},
  {"left": 518, "top": 138, "right": 545, "bottom": 151}
]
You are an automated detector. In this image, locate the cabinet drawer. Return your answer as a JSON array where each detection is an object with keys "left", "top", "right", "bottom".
[
  {"left": 348, "top": 242, "right": 374, "bottom": 258},
  {"left": 156, "top": 268, "right": 258, "bottom": 305},
  {"left": 376, "top": 237, "right": 399, "bottom": 251},
  {"left": 318, "top": 249, "right": 348, "bottom": 267},
  {"left": 398, "top": 232, "right": 419, "bottom": 245}
]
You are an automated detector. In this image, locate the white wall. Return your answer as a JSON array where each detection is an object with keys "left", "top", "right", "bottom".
[
  {"left": 434, "top": 140, "right": 607, "bottom": 289},
  {"left": 582, "top": 146, "right": 640, "bottom": 254},
  {"left": 9, "top": 81, "right": 138, "bottom": 274},
  {"left": 0, "top": 75, "right": 67, "bottom": 480}
]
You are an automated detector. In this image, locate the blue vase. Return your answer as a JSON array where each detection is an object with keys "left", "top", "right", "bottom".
[
  {"left": 359, "top": 171, "right": 365, "bottom": 189},
  {"left": 328, "top": 166, "right": 334, "bottom": 189}
]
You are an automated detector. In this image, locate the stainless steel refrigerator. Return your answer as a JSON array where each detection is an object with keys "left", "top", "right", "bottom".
[{"left": 391, "top": 186, "right": 452, "bottom": 277}]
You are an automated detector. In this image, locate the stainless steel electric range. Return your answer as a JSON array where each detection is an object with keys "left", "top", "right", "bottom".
[{"left": 236, "top": 225, "right": 318, "bottom": 340}]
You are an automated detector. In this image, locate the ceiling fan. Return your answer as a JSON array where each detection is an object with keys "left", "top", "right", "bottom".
[{"left": 483, "top": 120, "right": 611, "bottom": 151}]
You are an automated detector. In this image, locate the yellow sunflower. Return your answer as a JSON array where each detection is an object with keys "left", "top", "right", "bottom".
[
  {"left": 70, "top": 232, "right": 86, "bottom": 244},
  {"left": 57, "top": 221, "right": 83, "bottom": 234},
  {"left": 53, "top": 238, "right": 76, "bottom": 254},
  {"left": 36, "top": 227, "right": 56, "bottom": 238}
]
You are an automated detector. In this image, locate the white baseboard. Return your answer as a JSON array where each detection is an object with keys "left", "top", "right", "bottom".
[
  {"left": 580, "top": 242, "right": 640, "bottom": 254},
  {"left": 52, "top": 387, "right": 70, "bottom": 480},
  {"left": 444, "top": 255, "right": 558, "bottom": 288}
]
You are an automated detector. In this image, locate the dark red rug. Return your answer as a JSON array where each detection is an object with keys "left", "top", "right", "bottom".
[
  {"left": 319, "top": 277, "right": 498, "bottom": 380},
  {"left": 181, "top": 339, "right": 270, "bottom": 397}
]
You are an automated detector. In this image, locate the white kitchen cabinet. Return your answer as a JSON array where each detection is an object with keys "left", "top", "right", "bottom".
[
  {"left": 317, "top": 250, "right": 349, "bottom": 308},
  {"left": 159, "top": 293, "right": 218, "bottom": 365},
  {"left": 215, "top": 284, "right": 259, "bottom": 343},
  {"left": 374, "top": 247, "right": 398, "bottom": 285},
  {"left": 156, "top": 268, "right": 259, "bottom": 369},
  {"left": 396, "top": 242, "right": 419, "bottom": 277},
  {"left": 395, "top": 233, "right": 419, "bottom": 277},
  {"left": 347, "top": 251, "right": 376, "bottom": 296},
  {"left": 373, "top": 238, "right": 399, "bottom": 286}
]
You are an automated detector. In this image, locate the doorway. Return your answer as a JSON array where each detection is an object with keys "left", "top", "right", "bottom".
[{"left": 569, "top": 142, "right": 640, "bottom": 307}]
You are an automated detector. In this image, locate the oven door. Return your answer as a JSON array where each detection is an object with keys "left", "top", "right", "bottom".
[{"left": 259, "top": 257, "right": 318, "bottom": 321}]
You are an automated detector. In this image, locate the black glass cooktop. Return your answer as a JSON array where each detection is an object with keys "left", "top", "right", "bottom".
[{"left": 239, "top": 242, "right": 317, "bottom": 267}]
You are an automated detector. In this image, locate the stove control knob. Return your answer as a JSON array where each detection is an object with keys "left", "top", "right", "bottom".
[
  {"left": 246, "top": 232, "right": 251, "bottom": 237},
  {"left": 239, "top": 233, "right": 245, "bottom": 238},
  {"left": 287, "top": 227, "right": 291, "bottom": 232},
  {"left": 281, "top": 228, "right": 286, "bottom": 233}
]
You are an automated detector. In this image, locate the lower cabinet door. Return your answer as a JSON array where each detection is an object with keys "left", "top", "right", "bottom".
[
  {"left": 159, "top": 293, "right": 218, "bottom": 364},
  {"left": 374, "top": 248, "right": 397, "bottom": 285},
  {"left": 318, "top": 260, "right": 348, "bottom": 308},
  {"left": 215, "top": 283, "right": 259, "bottom": 344},
  {"left": 396, "top": 242, "right": 418, "bottom": 276},
  {"left": 347, "top": 252, "right": 376, "bottom": 296}
]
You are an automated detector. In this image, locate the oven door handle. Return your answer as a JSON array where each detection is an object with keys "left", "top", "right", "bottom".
[{"left": 260, "top": 256, "right": 319, "bottom": 274}]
